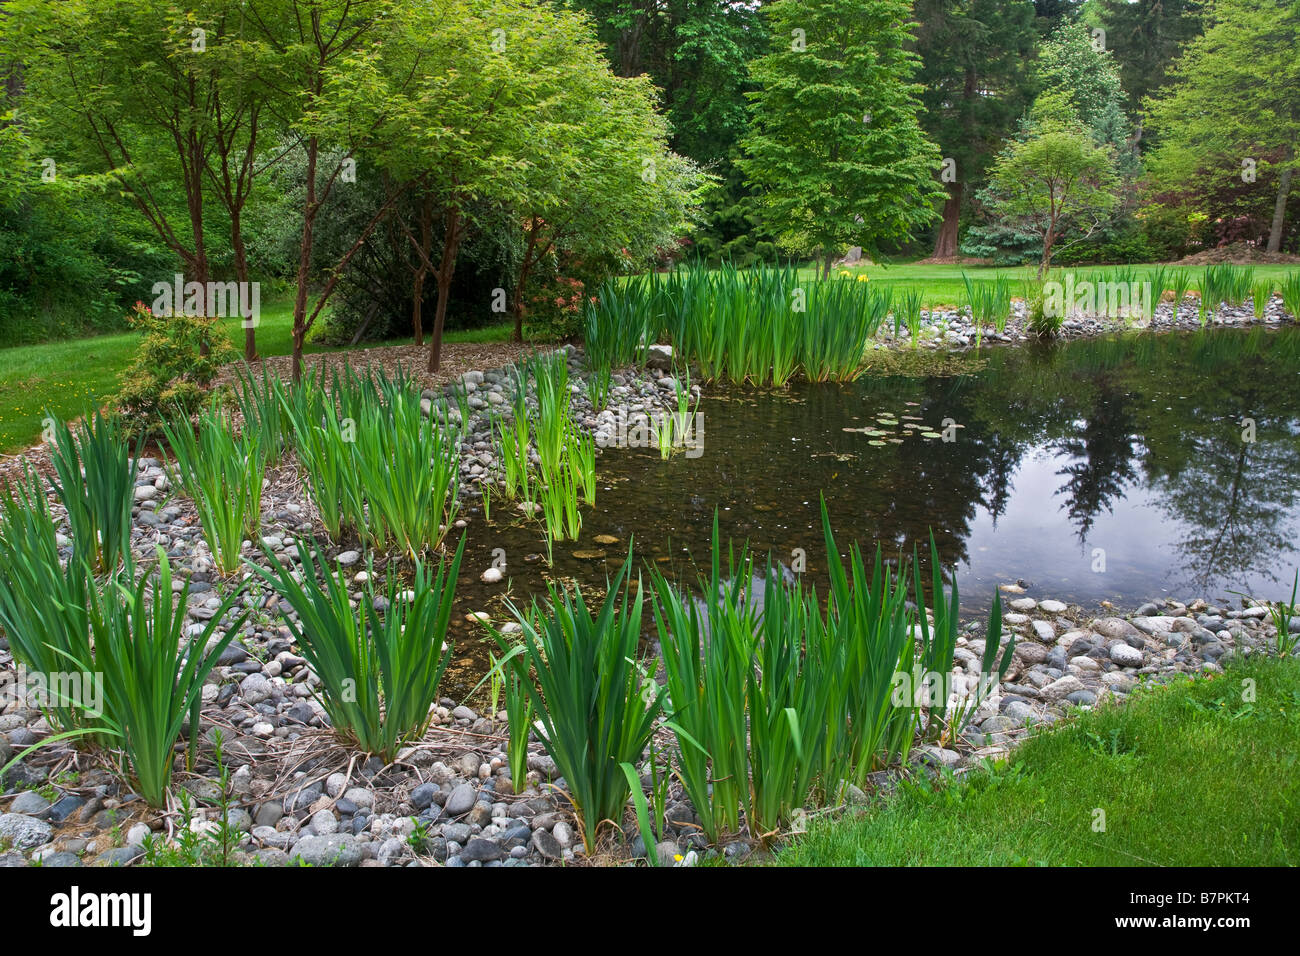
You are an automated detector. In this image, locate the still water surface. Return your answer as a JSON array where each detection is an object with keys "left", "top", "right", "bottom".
[{"left": 441, "top": 326, "right": 1300, "bottom": 697}]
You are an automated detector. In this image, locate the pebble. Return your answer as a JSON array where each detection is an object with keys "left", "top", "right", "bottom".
[
  {"left": 445, "top": 783, "right": 476, "bottom": 816},
  {"left": 9, "top": 791, "right": 51, "bottom": 817},
  {"left": 1040, "top": 675, "right": 1084, "bottom": 701},
  {"left": 0, "top": 813, "right": 52, "bottom": 849},
  {"left": 342, "top": 787, "right": 374, "bottom": 811},
  {"left": 240, "top": 673, "right": 273, "bottom": 705},
  {"left": 552, "top": 820, "right": 574, "bottom": 848},
  {"left": 1109, "top": 643, "right": 1144, "bottom": 666},
  {"left": 289, "top": 833, "right": 363, "bottom": 867}
]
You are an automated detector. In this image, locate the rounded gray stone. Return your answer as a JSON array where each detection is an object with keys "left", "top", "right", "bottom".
[
  {"left": 289, "top": 833, "right": 363, "bottom": 867},
  {"left": 0, "top": 812, "right": 53, "bottom": 850},
  {"left": 445, "top": 782, "right": 476, "bottom": 816}
]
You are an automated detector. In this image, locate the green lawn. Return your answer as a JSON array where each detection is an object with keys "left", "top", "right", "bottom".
[
  {"left": 0, "top": 297, "right": 514, "bottom": 453},
  {"left": 803, "top": 260, "right": 1300, "bottom": 309},
  {"left": 770, "top": 656, "right": 1300, "bottom": 866}
]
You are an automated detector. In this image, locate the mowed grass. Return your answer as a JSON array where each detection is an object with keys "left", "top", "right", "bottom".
[
  {"left": 800, "top": 261, "right": 1300, "bottom": 310},
  {"left": 0, "top": 297, "right": 514, "bottom": 453},
  {"left": 771, "top": 656, "right": 1300, "bottom": 866}
]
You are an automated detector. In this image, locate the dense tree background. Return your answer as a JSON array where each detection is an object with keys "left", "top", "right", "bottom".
[
  {"left": 2, "top": 0, "right": 1297, "bottom": 347},
  {"left": 912, "top": 0, "right": 1039, "bottom": 260}
]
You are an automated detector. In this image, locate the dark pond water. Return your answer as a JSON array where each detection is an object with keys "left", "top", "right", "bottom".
[{"left": 440, "top": 326, "right": 1300, "bottom": 699}]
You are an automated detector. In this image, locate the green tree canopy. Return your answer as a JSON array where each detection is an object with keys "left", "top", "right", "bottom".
[
  {"left": 740, "top": 0, "right": 945, "bottom": 276},
  {"left": 972, "top": 93, "right": 1120, "bottom": 275},
  {"left": 912, "top": 0, "right": 1040, "bottom": 259},
  {"left": 1143, "top": 0, "right": 1300, "bottom": 253},
  {"left": 1094, "top": 0, "right": 1204, "bottom": 125}
]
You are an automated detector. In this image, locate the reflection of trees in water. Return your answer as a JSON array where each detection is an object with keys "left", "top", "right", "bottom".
[
  {"left": 1152, "top": 436, "right": 1299, "bottom": 595},
  {"left": 604, "top": 327, "right": 1300, "bottom": 603},
  {"left": 1052, "top": 381, "right": 1140, "bottom": 541},
  {"left": 950, "top": 328, "right": 1300, "bottom": 594},
  {"left": 978, "top": 431, "right": 1020, "bottom": 526},
  {"left": 1134, "top": 331, "right": 1300, "bottom": 593}
]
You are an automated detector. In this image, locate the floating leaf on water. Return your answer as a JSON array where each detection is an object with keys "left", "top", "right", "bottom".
[
  {"left": 868, "top": 440, "right": 887, "bottom": 446},
  {"left": 921, "top": 431, "right": 942, "bottom": 439},
  {"left": 572, "top": 550, "right": 607, "bottom": 560},
  {"left": 593, "top": 534, "right": 619, "bottom": 545}
]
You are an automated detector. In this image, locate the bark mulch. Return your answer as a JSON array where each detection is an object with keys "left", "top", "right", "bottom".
[{"left": 214, "top": 340, "right": 545, "bottom": 391}]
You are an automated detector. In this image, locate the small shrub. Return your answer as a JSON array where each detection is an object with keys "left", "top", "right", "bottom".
[
  {"left": 113, "top": 302, "right": 236, "bottom": 438},
  {"left": 525, "top": 273, "right": 588, "bottom": 341}
]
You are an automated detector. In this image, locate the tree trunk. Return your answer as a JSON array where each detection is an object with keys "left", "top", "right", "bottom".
[
  {"left": 231, "top": 207, "right": 256, "bottom": 361},
  {"left": 184, "top": 131, "right": 212, "bottom": 358},
  {"left": 932, "top": 181, "right": 963, "bottom": 260},
  {"left": 1267, "top": 162, "right": 1294, "bottom": 254},
  {"left": 511, "top": 220, "right": 541, "bottom": 342},
  {"left": 192, "top": 259, "right": 212, "bottom": 358},
  {"left": 291, "top": 138, "right": 319, "bottom": 384},
  {"left": 427, "top": 207, "right": 462, "bottom": 374},
  {"left": 1039, "top": 216, "right": 1058, "bottom": 279},
  {"left": 411, "top": 270, "right": 426, "bottom": 347},
  {"left": 411, "top": 193, "right": 434, "bottom": 346},
  {"left": 822, "top": 248, "right": 834, "bottom": 279}
]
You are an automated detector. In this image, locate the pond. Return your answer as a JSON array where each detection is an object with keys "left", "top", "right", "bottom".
[{"left": 441, "top": 325, "right": 1300, "bottom": 698}]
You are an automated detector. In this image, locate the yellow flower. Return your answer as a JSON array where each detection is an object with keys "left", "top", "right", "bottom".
[{"left": 857, "top": 274, "right": 869, "bottom": 282}]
